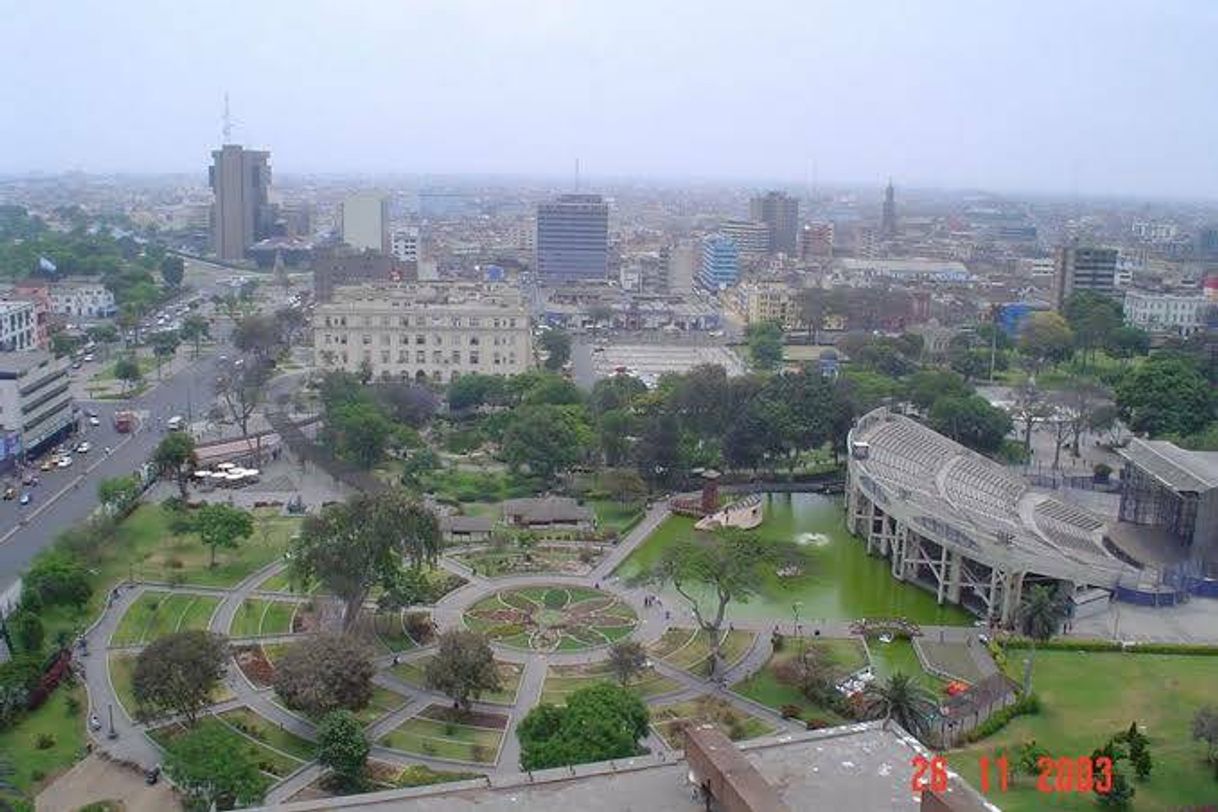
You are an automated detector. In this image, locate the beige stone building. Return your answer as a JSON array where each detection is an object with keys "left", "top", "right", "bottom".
[
  {"left": 313, "top": 283, "right": 532, "bottom": 382},
  {"left": 732, "top": 281, "right": 800, "bottom": 327}
]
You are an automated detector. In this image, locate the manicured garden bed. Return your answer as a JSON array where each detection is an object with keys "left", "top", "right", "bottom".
[
  {"left": 651, "top": 696, "right": 776, "bottom": 749},
  {"left": 464, "top": 585, "right": 638, "bottom": 652},
  {"left": 540, "top": 662, "right": 680, "bottom": 705},
  {"left": 377, "top": 705, "right": 507, "bottom": 764},
  {"left": 110, "top": 592, "right": 220, "bottom": 646},
  {"left": 229, "top": 598, "right": 298, "bottom": 638}
]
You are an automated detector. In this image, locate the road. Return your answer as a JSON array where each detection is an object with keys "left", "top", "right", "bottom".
[{"left": 0, "top": 350, "right": 223, "bottom": 595}]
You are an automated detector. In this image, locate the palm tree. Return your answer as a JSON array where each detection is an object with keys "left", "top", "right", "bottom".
[
  {"left": 860, "top": 671, "right": 938, "bottom": 743},
  {"left": 1017, "top": 584, "right": 1068, "bottom": 643}
]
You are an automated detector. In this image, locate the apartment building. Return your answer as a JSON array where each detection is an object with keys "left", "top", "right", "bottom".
[
  {"left": 733, "top": 281, "right": 799, "bottom": 327},
  {"left": 0, "top": 301, "right": 37, "bottom": 351},
  {"left": 313, "top": 283, "right": 532, "bottom": 382},
  {"left": 0, "top": 352, "right": 74, "bottom": 459},
  {"left": 1123, "top": 290, "right": 1209, "bottom": 335}
]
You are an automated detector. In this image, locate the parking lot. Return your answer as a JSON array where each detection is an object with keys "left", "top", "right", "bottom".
[{"left": 580, "top": 341, "right": 747, "bottom": 387}]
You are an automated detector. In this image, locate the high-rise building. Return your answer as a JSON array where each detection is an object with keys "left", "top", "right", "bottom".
[
  {"left": 209, "top": 144, "right": 272, "bottom": 261},
  {"left": 749, "top": 191, "right": 799, "bottom": 255},
  {"left": 718, "top": 220, "right": 771, "bottom": 259},
  {"left": 341, "top": 193, "right": 390, "bottom": 254},
  {"left": 699, "top": 234, "right": 740, "bottom": 291},
  {"left": 391, "top": 227, "right": 420, "bottom": 265},
  {"left": 880, "top": 179, "right": 897, "bottom": 239},
  {"left": 1054, "top": 245, "right": 1119, "bottom": 308},
  {"left": 799, "top": 222, "right": 835, "bottom": 259},
  {"left": 535, "top": 194, "right": 609, "bottom": 283}
]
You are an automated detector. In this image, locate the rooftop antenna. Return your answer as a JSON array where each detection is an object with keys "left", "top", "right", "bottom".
[
  {"left": 574, "top": 158, "right": 580, "bottom": 192},
  {"left": 221, "top": 92, "right": 233, "bottom": 144}
]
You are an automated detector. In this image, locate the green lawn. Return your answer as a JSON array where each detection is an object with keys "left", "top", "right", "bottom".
[
  {"left": 217, "top": 706, "right": 317, "bottom": 761},
  {"left": 951, "top": 651, "right": 1218, "bottom": 811},
  {"left": 148, "top": 719, "right": 295, "bottom": 780},
  {"left": 540, "top": 664, "right": 680, "bottom": 706},
  {"left": 110, "top": 592, "right": 220, "bottom": 646},
  {"left": 589, "top": 499, "right": 644, "bottom": 533},
  {"left": 257, "top": 570, "right": 317, "bottom": 594},
  {"left": 229, "top": 598, "right": 298, "bottom": 637},
  {"left": 731, "top": 637, "right": 866, "bottom": 724},
  {"left": 351, "top": 686, "right": 408, "bottom": 725},
  {"left": 0, "top": 683, "right": 87, "bottom": 795},
  {"left": 649, "top": 627, "right": 756, "bottom": 674},
  {"left": 377, "top": 707, "right": 506, "bottom": 764},
  {"left": 396, "top": 764, "right": 483, "bottom": 788},
  {"left": 651, "top": 696, "right": 776, "bottom": 750}
]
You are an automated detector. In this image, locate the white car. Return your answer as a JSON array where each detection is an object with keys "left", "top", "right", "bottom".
[
  {"left": 75, "top": 442, "right": 91, "bottom": 454},
  {"left": 89, "top": 416, "right": 101, "bottom": 427},
  {"left": 83, "top": 354, "right": 95, "bottom": 362},
  {"left": 57, "top": 456, "right": 73, "bottom": 468}
]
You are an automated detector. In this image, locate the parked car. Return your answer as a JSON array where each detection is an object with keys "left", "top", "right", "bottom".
[
  {"left": 57, "top": 456, "right": 73, "bottom": 468},
  {"left": 19, "top": 493, "right": 30, "bottom": 506},
  {"left": 39, "top": 460, "right": 53, "bottom": 471},
  {"left": 83, "top": 353, "right": 95, "bottom": 362},
  {"left": 2, "top": 487, "right": 14, "bottom": 500},
  {"left": 76, "top": 442, "right": 91, "bottom": 454},
  {"left": 89, "top": 416, "right": 101, "bottom": 426}
]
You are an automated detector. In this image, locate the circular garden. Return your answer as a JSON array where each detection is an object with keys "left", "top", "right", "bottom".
[{"left": 463, "top": 585, "right": 639, "bottom": 652}]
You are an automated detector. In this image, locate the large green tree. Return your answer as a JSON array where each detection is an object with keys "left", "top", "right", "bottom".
[
  {"left": 517, "top": 682, "right": 649, "bottom": 770},
  {"left": 928, "top": 394, "right": 1013, "bottom": 454},
  {"left": 113, "top": 354, "right": 143, "bottom": 394},
  {"left": 194, "top": 503, "right": 254, "bottom": 568},
  {"left": 633, "top": 529, "right": 803, "bottom": 677},
  {"left": 1064, "top": 291, "right": 1123, "bottom": 368},
  {"left": 539, "top": 328, "right": 572, "bottom": 371},
  {"left": 288, "top": 491, "right": 440, "bottom": 629},
  {"left": 501, "top": 404, "right": 591, "bottom": 483},
  {"left": 424, "top": 630, "right": 501, "bottom": 711},
  {"left": 152, "top": 431, "right": 197, "bottom": 499},
  {"left": 1019, "top": 311, "right": 1074, "bottom": 372},
  {"left": 163, "top": 721, "right": 265, "bottom": 809},
  {"left": 273, "top": 634, "right": 375, "bottom": 717},
  {"left": 1017, "top": 584, "right": 1069, "bottom": 643},
  {"left": 149, "top": 329, "right": 180, "bottom": 380},
  {"left": 1115, "top": 355, "right": 1214, "bottom": 437},
  {"left": 159, "top": 254, "right": 185, "bottom": 288},
  {"left": 179, "top": 313, "right": 210, "bottom": 358},
  {"left": 316, "top": 710, "right": 370, "bottom": 790},
  {"left": 133, "top": 630, "right": 228, "bottom": 725},
  {"left": 745, "top": 320, "right": 784, "bottom": 371}
]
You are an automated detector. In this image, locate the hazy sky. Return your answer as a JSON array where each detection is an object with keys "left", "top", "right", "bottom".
[{"left": 2, "top": 1, "right": 1216, "bottom": 197}]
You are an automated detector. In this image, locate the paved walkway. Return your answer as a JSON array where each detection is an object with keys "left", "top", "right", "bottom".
[{"left": 36, "top": 753, "right": 181, "bottom": 812}]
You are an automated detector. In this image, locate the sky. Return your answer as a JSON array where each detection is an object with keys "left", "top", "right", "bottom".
[{"left": 1, "top": 0, "right": 1216, "bottom": 198}]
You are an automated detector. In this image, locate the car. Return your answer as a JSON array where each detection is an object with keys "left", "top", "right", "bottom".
[
  {"left": 144, "top": 765, "right": 161, "bottom": 785},
  {"left": 89, "top": 416, "right": 101, "bottom": 427},
  {"left": 86, "top": 408, "right": 99, "bottom": 418},
  {"left": 39, "top": 460, "right": 53, "bottom": 472},
  {"left": 71, "top": 361, "right": 82, "bottom": 370},
  {"left": 83, "top": 353, "right": 94, "bottom": 362},
  {"left": 76, "top": 442, "right": 91, "bottom": 454},
  {"left": 19, "top": 493, "right": 30, "bottom": 506},
  {"left": 57, "top": 456, "right": 73, "bottom": 468},
  {"left": 2, "top": 487, "right": 14, "bottom": 501}
]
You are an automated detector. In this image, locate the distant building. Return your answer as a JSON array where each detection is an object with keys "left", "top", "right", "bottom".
[
  {"left": 502, "top": 496, "right": 594, "bottom": 529},
  {"left": 535, "top": 194, "right": 609, "bottom": 283},
  {"left": 6, "top": 283, "right": 51, "bottom": 349},
  {"left": 661, "top": 240, "right": 697, "bottom": 294},
  {"left": 47, "top": 281, "right": 117, "bottom": 319},
  {"left": 209, "top": 144, "right": 272, "bottom": 261},
  {"left": 1054, "top": 245, "right": 1118, "bottom": 308},
  {"left": 0, "top": 352, "right": 74, "bottom": 461},
  {"left": 312, "top": 246, "right": 405, "bottom": 303},
  {"left": 1123, "top": 290, "right": 1208, "bottom": 336},
  {"left": 1131, "top": 221, "right": 1179, "bottom": 243},
  {"left": 799, "top": 221, "right": 834, "bottom": 259},
  {"left": 837, "top": 257, "right": 970, "bottom": 283},
  {"left": 718, "top": 220, "right": 770, "bottom": 259},
  {"left": 699, "top": 234, "right": 740, "bottom": 291},
  {"left": 341, "top": 192, "right": 390, "bottom": 253},
  {"left": 749, "top": 191, "right": 799, "bottom": 255},
  {"left": 313, "top": 282, "right": 532, "bottom": 383},
  {"left": 1198, "top": 226, "right": 1218, "bottom": 260},
  {"left": 391, "top": 227, "right": 420, "bottom": 265},
  {"left": 880, "top": 179, "right": 898, "bottom": 239},
  {"left": 733, "top": 281, "right": 798, "bottom": 327},
  {"left": 1017, "top": 257, "right": 1056, "bottom": 279},
  {"left": 0, "top": 301, "right": 36, "bottom": 351}
]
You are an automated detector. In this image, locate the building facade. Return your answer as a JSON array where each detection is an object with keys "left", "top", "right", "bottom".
[
  {"left": 699, "top": 234, "right": 740, "bottom": 291},
  {"left": 47, "top": 281, "right": 117, "bottom": 319},
  {"left": 749, "top": 191, "right": 799, "bottom": 255},
  {"left": 1123, "top": 290, "right": 1208, "bottom": 335},
  {"left": 391, "top": 227, "right": 420, "bottom": 264},
  {"left": 662, "top": 240, "right": 697, "bottom": 294},
  {"left": 799, "top": 221, "right": 834, "bottom": 259},
  {"left": 0, "top": 301, "right": 36, "bottom": 351},
  {"left": 209, "top": 144, "right": 272, "bottom": 261},
  {"left": 535, "top": 194, "right": 609, "bottom": 283},
  {"left": 341, "top": 192, "right": 390, "bottom": 253},
  {"left": 718, "top": 219, "right": 770, "bottom": 259},
  {"left": 0, "top": 352, "right": 74, "bottom": 459},
  {"left": 880, "top": 180, "right": 897, "bottom": 239},
  {"left": 313, "top": 283, "right": 532, "bottom": 382},
  {"left": 6, "top": 283, "right": 51, "bottom": 349},
  {"left": 1054, "top": 245, "right": 1118, "bottom": 308},
  {"left": 733, "top": 281, "right": 798, "bottom": 327}
]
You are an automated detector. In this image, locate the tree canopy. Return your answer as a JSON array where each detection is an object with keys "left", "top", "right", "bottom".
[
  {"left": 745, "top": 320, "right": 784, "bottom": 371},
  {"left": 517, "top": 682, "right": 649, "bottom": 770},
  {"left": 316, "top": 710, "right": 370, "bottom": 790},
  {"left": 273, "top": 634, "right": 375, "bottom": 717},
  {"left": 133, "top": 630, "right": 228, "bottom": 725},
  {"left": 152, "top": 431, "right": 196, "bottom": 500},
  {"left": 424, "top": 630, "right": 501, "bottom": 711},
  {"left": 163, "top": 721, "right": 265, "bottom": 809},
  {"left": 1115, "top": 355, "right": 1214, "bottom": 438},
  {"left": 928, "top": 394, "right": 1013, "bottom": 454},
  {"left": 194, "top": 503, "right": 254, "bottom": 568},
  {"left": 539, "top": 328, "right": 572, "bottom": 371}
]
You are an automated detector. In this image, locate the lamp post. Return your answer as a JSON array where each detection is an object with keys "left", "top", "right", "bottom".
[{"left": 107, "top": 703, "right": 117, "bottom": 739}]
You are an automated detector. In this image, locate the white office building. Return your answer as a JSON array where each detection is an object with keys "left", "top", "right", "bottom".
[
  {"left": 314, "top": 283, "right": 533, "bottom": 382},
  {"left": 0, "top": 352, "right": 74, "bottom": 457},
  {"left": 341, "top": 193, "right": 389, "bottom": 253},
  {"left": 0, "top": 301, "right": 36, "bottom": 351},
  {"left": 1123, "top": 290, "right": 1209, "bottom": 335},
  {"left": 48, "top": 281, "right": 117, "bottom": 319}
]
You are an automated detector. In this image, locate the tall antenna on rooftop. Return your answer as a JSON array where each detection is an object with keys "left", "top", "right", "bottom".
[
  {"left": 221, "top": 92, "right": 233, "bottom": 144},
  {"left": 574, "top": 158, "right": 580, "bottom": 192}
]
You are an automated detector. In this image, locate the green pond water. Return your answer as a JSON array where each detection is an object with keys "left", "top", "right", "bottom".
[{"left": 616, "top": 492, "right": 971, "bottom": 626}]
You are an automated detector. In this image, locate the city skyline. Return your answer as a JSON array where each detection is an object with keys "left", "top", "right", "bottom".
[{"left": 2, "top": 1, "right": 1218, "bottom": 199}]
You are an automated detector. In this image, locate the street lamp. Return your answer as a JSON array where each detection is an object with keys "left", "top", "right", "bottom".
[{"left": 107, "top": 703, "right": 117, "bottom": 739}]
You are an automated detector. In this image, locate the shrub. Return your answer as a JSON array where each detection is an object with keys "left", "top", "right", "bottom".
[
  {"left": 1003, "top": 638, "right": 1218, "bottom": 656},
  {"left": 1016, "top": 739, "right": 1050, "bottom": 775},
  {"left": 805, "top": 718, "right": 829, "bottom": 730},
  {"left": 771, "top": 631, "right": 785, "bottom": 652},
  {"left": 35, "top": 732, "right": 55, "bottom": 749},
  {"left": 779, "top": 704, "right": 803, "bottom": 720},
  {"left": 66, "top": 695, "right": 81, "bottom": 715}
]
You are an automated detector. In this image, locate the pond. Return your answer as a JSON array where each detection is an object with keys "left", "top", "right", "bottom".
[{"left": 616, "top": 492, "right": 971, "bottom": 626}]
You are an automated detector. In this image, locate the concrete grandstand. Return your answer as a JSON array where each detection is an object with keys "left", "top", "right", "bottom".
[{"left": 845, "top": 408, "right": 1153, "bottom": 624}]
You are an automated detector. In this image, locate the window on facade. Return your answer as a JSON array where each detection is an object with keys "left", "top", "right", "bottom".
[
  {"left": 433, "top": 335, "right": 442, "bottom": 346},
  {"left": 381, "top": 334, "right": 390, "bottom": 346},
  {"left": 362, "top": 334, "right": 372, "bottom": 345},
  {"left": 469, "top": 336, "right": 479, "bottom": 346},
  {"left": 381, "top": 350, "right": 390, "bottom": 363},
  {"left": 451, "top": 350, "right": 460, "bottom": 363},
  {"left": 470, "top": 351, "right": 479, "bottom": 364},
  {"left": 416, "top": 350, "right": 425, "bottom": 363},
  {"left": 416, "top": 334, "right": 425, "bottom": 345},
  {"left": 433, "top": 350, "right": 442, "bottom": 364}
]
